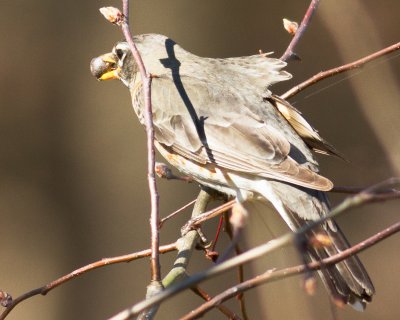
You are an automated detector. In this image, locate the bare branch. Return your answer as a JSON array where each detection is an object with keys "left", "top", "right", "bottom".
[
  {"left": 280, "top": 0, "right": 320, "bottom": 62},
  {"left": 100, "top": 1, "right": 162, "bottom": 284},
  {"left": 180, "top": 220, "right": 400, "bottom": 319},
  {"left": 121, "top": 1, "right": 161, "bottom": 284},
  {"left": 281, "top": 41, "right": 400, "bottom": 100},
  {"left": 0, "top": 243, "right": 177, "bottom": 320},
  {"left": 108, "top": 179, "right": 400, "bottom": 320}
]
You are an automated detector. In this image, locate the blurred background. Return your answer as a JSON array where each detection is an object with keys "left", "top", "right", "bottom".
[{"left": 0, "top": 0, "right": 399, "bottom": 319}]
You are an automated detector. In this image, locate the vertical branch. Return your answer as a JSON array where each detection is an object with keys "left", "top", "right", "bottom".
[
  {"left": 122, "top": 0, "right": 129, "bottom": 24},
  {"left": 119, "top": 0, "right": 161, "bottom": 283},
  {"left": 280, "top": 0, "right": 320, "bottom": 62}
]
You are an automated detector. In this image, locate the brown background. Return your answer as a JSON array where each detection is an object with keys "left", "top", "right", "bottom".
[{"left": 0, "top": 1, "right": 399, "bottom": 319}]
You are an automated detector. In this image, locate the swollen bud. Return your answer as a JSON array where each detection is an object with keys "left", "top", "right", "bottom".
[
  {"left": 283, "top": 18, "right": 299, "bottom": 35},
  {"left": 99, "top": 7, "right": 125, "bottom": 26}
]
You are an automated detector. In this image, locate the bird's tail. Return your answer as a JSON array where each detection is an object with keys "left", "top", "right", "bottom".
[{"left": 258, "top": 180, "right": 375, "bottom": 310}]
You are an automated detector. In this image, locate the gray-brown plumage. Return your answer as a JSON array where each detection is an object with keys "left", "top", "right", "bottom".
[{"left": 90, "top": 34, "right": 374, "bottom": 309}]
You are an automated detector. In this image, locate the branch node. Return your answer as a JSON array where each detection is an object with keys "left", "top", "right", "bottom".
[{"left": 0, "top": 291, "right": 12, "bottom": 308}]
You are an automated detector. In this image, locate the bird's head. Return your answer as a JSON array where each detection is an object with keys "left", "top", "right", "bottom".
[{"left": 90, "top": 42, "right": 136, "bottom": 87}]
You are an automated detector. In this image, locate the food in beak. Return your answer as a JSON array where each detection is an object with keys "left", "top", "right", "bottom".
[{"left": 90, "top": 55, "right": 119, "bottom": 80}]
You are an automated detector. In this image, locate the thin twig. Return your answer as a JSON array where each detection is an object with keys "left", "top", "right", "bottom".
[
  {"left": 108, "top": 180, "right": 400, "bottom": 320},
  {"left": 120, "top": 0, "right": 161, "bottom": 284},
  {"left": 0, "top": 243, "right": 177, "bottom": 320},
  {"left": 280, "top": 0, "right": 320, "bottom": 62},
  {"left": 180, "top": 220, "right": 400, "bottom": 319},
  {"left": 160, "top": 198, "right": 197, "bottom": 227},
  {"left": 281, "top": 41, "right": 400, "bottom": 100},
  {"left": 181, "top": 200, "right": 236, "bottom": 235},
  {"left": 191, "top": 286, "right": 242, "bottom": 320},
  {"left": 332, "top": 185, "right": 399, "bottom": 195}
]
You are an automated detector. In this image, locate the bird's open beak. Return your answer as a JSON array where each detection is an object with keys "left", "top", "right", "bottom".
[{"left": 90, "top": 53, "right": 120, "bottom": 81}]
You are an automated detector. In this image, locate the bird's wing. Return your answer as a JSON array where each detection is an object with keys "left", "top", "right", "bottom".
[
  {"left": 143, "top": 76, "right": 332, "bottom": 191},
  {"left": 270, "top": 95, "right": 345, "bottom": 159}
]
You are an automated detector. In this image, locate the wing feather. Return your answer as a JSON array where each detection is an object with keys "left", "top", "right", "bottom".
[{"left": 133, "top": 73, "right": 333, "bottom": 191}]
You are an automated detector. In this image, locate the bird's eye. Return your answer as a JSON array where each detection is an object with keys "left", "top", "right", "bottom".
[{"left": 115, "top": 48, "right": 124, "bottom": 60}]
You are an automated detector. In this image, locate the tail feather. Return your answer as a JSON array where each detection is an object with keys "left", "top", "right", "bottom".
[{"left": 257, "top": 180, "right": 375, "bottom": 310}]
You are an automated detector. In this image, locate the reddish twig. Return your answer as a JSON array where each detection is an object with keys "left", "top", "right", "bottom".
[
  {"left": 280, "top": 0, "right": 320, "bottom": 62},
  {"left": 0, "top": 243, "right": 177, "bottom": 320},
  {"left": 281, "top": 41, "right": 400, "bottom": 100},
  {"left": 119, "top": 0, "right": 161, "bottom": 283},
  {"left": 180, "top": 220, "right": 400, "bottom": 319},
  {"left": 100, "top": 2, "right": 161, "bottom": 283}
]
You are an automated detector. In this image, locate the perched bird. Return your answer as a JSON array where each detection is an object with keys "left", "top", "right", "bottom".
[{"left": 90, "top": 34, "right": 374, "bottom": 309}]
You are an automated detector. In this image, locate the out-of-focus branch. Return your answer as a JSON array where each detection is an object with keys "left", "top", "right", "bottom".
[
  {"left": 332, "top": 185, "right": 400, "bottom": 195},
  {"left": 224, "top": 214, "right": 249, "bottom": 320},
  {"left": 281, "top": 41, "right": 400, "bottom": 100},
  {"left": 108, "top": 179, "right": 400, "bottom": 320},
  {"left": 280, "top": 0, "right": 320, "bottom": 62},
  {"left": 180, "top": 220, "right": 400, "bottom": 319},
  {"left": 0, "top": 243, "right": 177, "bottom": 320}
]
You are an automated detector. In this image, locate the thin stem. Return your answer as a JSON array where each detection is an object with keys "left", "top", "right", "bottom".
[
  {"left": 120, "top": 0, "right": 161, "bottom": 283},
  {"left": 160, "top": 198, "right": 197, "bottom": 227},
  {"left": 191, "top": 286, "right": 241, "bottom": 320},
  {"left": 281, "top": 41, "right": 400, "bottom": 100},
  {"left": 181, "top": 200, "right": 235, "bottom": 235},
  {"left": 180, "top": 220, "right": 400, "bottom": 319},
  {"left": 280, "top": 0, "right": 320, "bottom": 62}
]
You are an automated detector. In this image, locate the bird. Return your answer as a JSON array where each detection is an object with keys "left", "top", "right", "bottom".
[{"left": 90, "top": 34, "right": 374, "bottom": 310}]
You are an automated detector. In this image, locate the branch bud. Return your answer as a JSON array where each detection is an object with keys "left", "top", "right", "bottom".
[
  {"left": 99, "top": 7, "right": 125, "bottom": 26},
  {"left": 283, "top": 18, "right": 299, "bottom": 35},
  {"left": 0, "top": 290, "right": 12, "bottom": 307}
]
